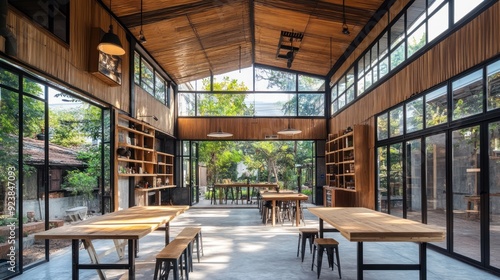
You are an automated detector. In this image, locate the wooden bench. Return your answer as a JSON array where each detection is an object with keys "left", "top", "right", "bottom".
[
  {"left": 176, "top": 227, "right": 203, "bottom": 271},
  {"left": 154, "top": 238, "right": 191, "bottom": 280}
]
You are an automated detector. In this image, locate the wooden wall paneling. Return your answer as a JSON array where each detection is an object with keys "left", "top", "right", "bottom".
[
  {"left": 6, "top": 1, "right": 131, "bottom": 112},
  {"left": 178, "top": 118, "right": 326, "bottom": 140},
  {"left": 134, "top": 87, "right": 175, "bottom": 136},
  {"left": 485, "top": 2, "right": 500, "bottom": 58},
  {"left": 330, "top": 2, "right": 500, "bottom": 211}
]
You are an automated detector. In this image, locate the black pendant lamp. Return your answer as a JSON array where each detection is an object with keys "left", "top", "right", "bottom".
[{"left": 98, "top": 0, "right": 126, "bottom": 56}]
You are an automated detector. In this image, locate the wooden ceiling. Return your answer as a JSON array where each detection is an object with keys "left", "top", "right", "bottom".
[{"left": 109, "top": 0, "right": 388, "bottom": 84}]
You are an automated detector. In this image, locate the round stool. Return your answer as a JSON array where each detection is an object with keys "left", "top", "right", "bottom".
[
  {"left": 297, "top": 228, "right": 318, "bottom": 262},
  {"left": 311, "top": 238, "right": 341, "bottom": 279}
]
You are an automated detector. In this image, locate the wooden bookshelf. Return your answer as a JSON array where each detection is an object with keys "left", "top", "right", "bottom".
[
  {"left": 115, "top": 113, "right": 175, "bottom": 207},
  {"left": 324, "top": 124, "right": 368, "bottom": 207}
]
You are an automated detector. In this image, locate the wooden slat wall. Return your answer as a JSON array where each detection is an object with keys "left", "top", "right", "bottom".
[
  {"left": 5, "top": 0, "right": 130, "bottom": 111},
  {"left": 134, "top": 85, "right": 175, "bottom": 136},
  {"left": 329, "top": 2, "right": 500, "bottom": 209},
  {"left": 178, "top": 118, "right": 326, "bottom": 140}
]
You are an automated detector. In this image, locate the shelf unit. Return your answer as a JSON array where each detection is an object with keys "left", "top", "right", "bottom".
[
  {"left": 324, "top": 124, "right": 368, "bottom": 207},
  {"left": 115, "top": 113, "right": 175, "bottom": 207}
]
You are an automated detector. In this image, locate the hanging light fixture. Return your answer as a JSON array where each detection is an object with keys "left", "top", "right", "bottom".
[
  {"left": 207, "top": 119, "right": 233, "bottom": 138},
  {"left": 138, "top": 0, "right": 147, "bottom": 44},
  {"left": 278, "top": 96, "right": 301, "bottom": 135},
  {"left": 342, "top": 0, "right": 350, "bottom": 35},
  {"left": 278, "top": 119, "right": 302, "bottom": 135},
  {"left": 207, "top": 129, "right": 233, "bottom": 138},
  {"left": 97, "top": 0, "right": 126, "bottom": 56}
]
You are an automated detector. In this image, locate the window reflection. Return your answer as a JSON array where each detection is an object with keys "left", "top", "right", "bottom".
[{"left": 452, "top": 69, "right": 483, "bottom": 120}]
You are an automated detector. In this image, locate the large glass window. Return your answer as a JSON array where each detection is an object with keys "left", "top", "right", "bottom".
[
  {"left": 178, "top": 66, "right": 326, "bottom": 117},
  {"left": 134, "top": 52, "right": 172, "bottom": 107},
  {"left": 452, "top": 126, "right": 481, "bottom": 261},
  {"left": 377, "top": 113, "right": 389, "bottom": 141},
  {"left": 425, "top": 86, "right": 448, "bottom": 128},
  {"left": 487, "top": 60, "right": 500, "bottom": 111},
  {"left": 330, "top": 0, "right": 494, "bottom": 116},
  {"left": 255, "top": 68, "right": 296, "bottom": 91},
  {"left": 425, "top": 133, "right": 447, "bottom": 249},
  {"left": 406, "top": 0, "right": 427, "bottom": 58},
  {"left": 389, "top": 106, "right": 404, "bottom": 137},
  {"left": 488, "top": 121, "right": 500, "bottom": 268},
  {"left": 406, "top": 139, "right": 422, "bottom": 222},
  {"left": 452, "top": 69, "right": 483, "bottom": 121},
  {"left": 389, "top": 143, "right": 404, "bottom": 217},
  {"left": 454, "top": 0, "right": 484, "bottom": 23},
  {"left": 428, "top": 2, "right": 449, "bottom": 42},
  {"left": 140, "top": 59, "right": 155, "bottom": 94},
  {"left": 377, "top": 146, "right": 388, "bottom": 212},
  {"left": 0, "top": 86, "right": 21, "bottom": 276},
  {"left": 406, "top": 97, "right": 423, "bottom": 133}
]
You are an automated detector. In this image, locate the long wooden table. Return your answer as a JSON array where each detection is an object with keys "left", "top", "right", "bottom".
[
  {"left": 308, "top": 207, "right": 445, "bottom": 280},
  {"left": 34, "top": 205, "right": 189, "bottom": 280},
  {"left": 213, "top": 182, "right": 278, "bottom": 204},
  {"left": 260, "top": 192, "right": 309, "bottom": 226}
]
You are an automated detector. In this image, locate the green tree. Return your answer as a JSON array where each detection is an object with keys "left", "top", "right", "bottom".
[{"left": 198, "top": 76, "right": 253, "bottom": 116}]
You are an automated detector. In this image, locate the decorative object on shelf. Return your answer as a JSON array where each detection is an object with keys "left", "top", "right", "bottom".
[
  {"left": 344, "top": 126, "right": 352, "bottom": 134},
  {"left": 117, "top": 147, "right": 131, "bottom": 158},
  {"left": 97, "top": 0, "right": 125, "bottom": 56}
]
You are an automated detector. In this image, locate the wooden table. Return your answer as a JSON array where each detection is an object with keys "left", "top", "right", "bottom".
[
  {"left": 34, "top": 205, "right": 189, "bottom": 280},
  {"left": 213, "top": 182, "right": 278, "bottom": 204},
  {"left": 260, "top": 192, "right": 309, "bottom": 226},
  {"left": 308, "top": 207, "right": 445, "bottom": 280}
]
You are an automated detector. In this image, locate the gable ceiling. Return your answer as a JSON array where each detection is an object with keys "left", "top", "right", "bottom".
[{"left": 109, "top": 0, "right": 389, "bottom": 84}]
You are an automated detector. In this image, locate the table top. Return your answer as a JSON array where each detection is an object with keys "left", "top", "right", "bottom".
[
  {"left": 34, "top": 205, "right": 189, "bottom": 240},
  {"left": 260, "top": 192, "right": 309, "bottom": 201},
  {"left": 308, "top": 207, "right": 445, "bottom": 243},
  {"left": 134, "top": 185, "right": 176, "bottom": 192},
  {"left": 214, "top": 182, "right": 278, "bottom": 188}
]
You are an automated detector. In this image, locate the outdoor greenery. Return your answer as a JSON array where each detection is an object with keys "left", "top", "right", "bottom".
[{"left": 198, "top": 73, "right": 315, "bottom": 190}]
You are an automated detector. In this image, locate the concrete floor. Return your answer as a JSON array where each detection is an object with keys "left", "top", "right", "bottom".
[{"left": 16, "top": 199, "right": 500, "bottom": 280}]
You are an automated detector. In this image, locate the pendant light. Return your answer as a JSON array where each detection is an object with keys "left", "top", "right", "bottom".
[
  {"left": 97, "top": 0, "right": 126, "bottom": 56},
  {"left": 138, "top": 0, "right": 147, "bottom": 44},
  {"left": 278, "top": 95, "right": 301, "bottom": 135},
  {"left": 207, "top": 129, "right": 233, "bottom": 138},
  {"left": 342, "top": 0, "right": 350, "bottom": 35},
  {"left": 278, "top": 119, "right": 302, "bottom": 135},
  {"left": 207, "top": 118, "right": 233, "bottom": 138}
]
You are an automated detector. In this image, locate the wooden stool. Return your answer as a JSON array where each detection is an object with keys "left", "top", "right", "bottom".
[
  {"left": 297, "top": 228, "right": 318, "bottom": 262},
  {"left": 311, "top": 238, "right": 341, "bottom": 279},
  {"left": 154, "top": 239, "right": 190, "bottom": 280}
]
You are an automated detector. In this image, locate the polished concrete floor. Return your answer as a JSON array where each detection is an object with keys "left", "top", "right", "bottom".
[{"left": 16, "top": 199, "right": 500, "bottom": 280}]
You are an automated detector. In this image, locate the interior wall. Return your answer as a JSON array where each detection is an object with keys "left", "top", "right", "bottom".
[
  {"left": 4, "top": 0, "right": 130, "bottom": 111},
  {"left": 178, "top": 118, "right": 327, "bottom": 140},
  {"left": 134, "top": 85, "right": 175, "bottom": 136},
  {"left": 329, "top": 2, "right": 500, "bottom": 209}
]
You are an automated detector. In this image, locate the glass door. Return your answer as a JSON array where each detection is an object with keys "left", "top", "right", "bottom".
[
  {"left": 0, "top": 72, "right": 22, "bottom": 277},
  {"left": 488, "top": 121, "right": 500, "bottom": 268},
  {"left": 451, "top": 125, "right": 481, "bottom": 261},
  {"left": 425, "top": 133, "right": 447, "bottom": 249}
]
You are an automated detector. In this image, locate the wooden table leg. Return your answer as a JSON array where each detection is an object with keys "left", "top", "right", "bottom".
[{"left": 82, "top": 239, "right": 106, "bottom": 280}]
